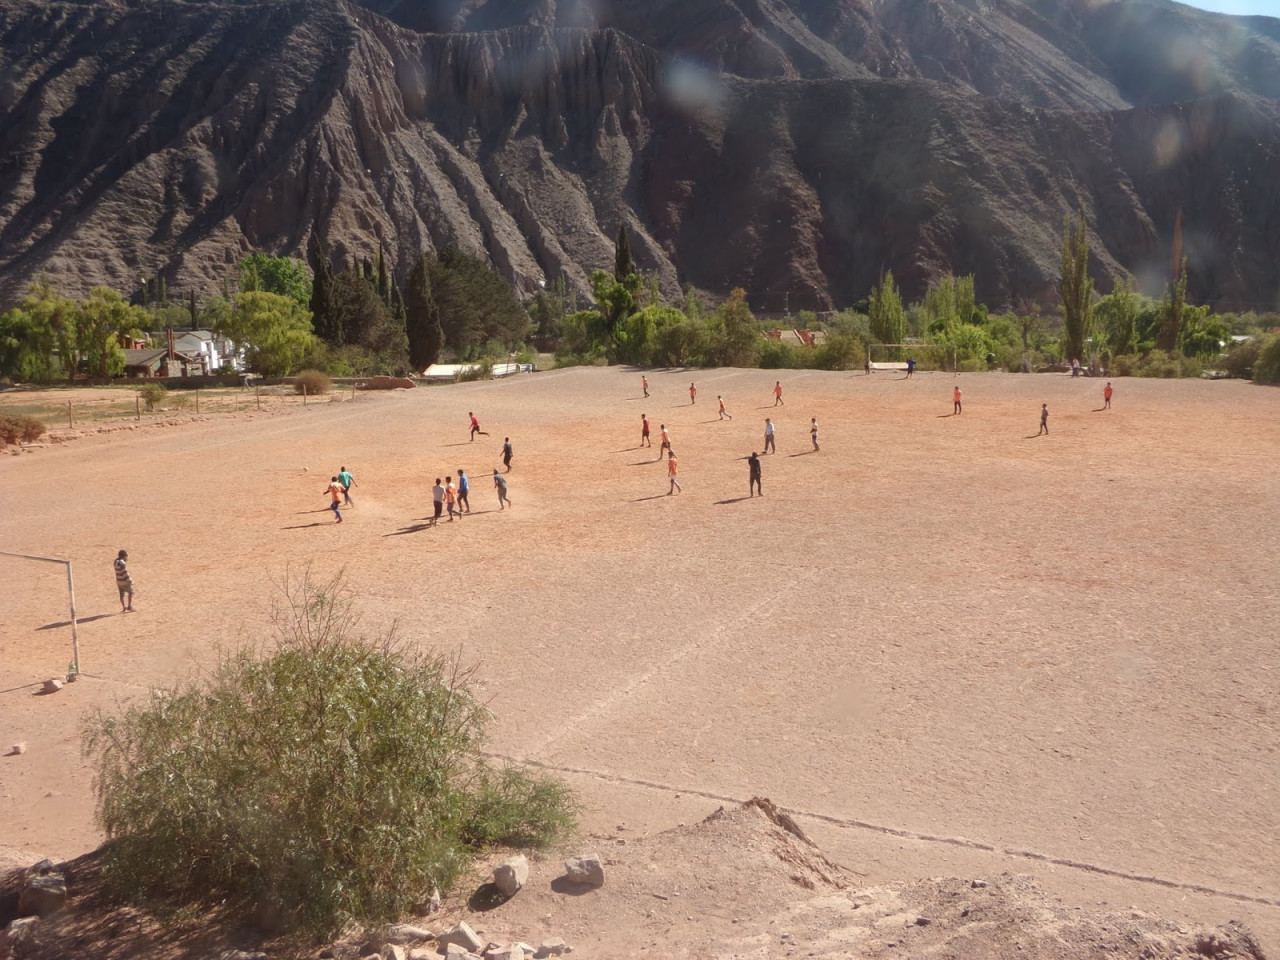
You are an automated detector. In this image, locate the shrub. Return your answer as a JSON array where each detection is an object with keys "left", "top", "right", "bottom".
[
  {"left": 293, "top": 369, "right": 332, "bottom": 395},
  {"left": 1134, "top": 350, "right": 1201, "bottom": 378},
  {"left": 83, "top": 571, "right": 576, "bottom": 938},
  {"left": 0, "top": 413, "right": 46, "bottom": 445},
  {"left": 1253, "top": 333, "right": 1280, "bottom": 384},
  {"left": 811, "top": 333, "right": 863, "bottom": 371},
  {"left": 758, "top": 339, "right": 800, "bottom": 369},
  {"left": 1222, "top": 338, "right": 1259, "bottom": 379},
  {"left": 137, "top": 382, "right": 166, "bottom": 412}
]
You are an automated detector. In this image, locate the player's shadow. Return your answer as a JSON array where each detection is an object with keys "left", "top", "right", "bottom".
[
  {"left": 1024, "top": 433, "right": 1047, "bottom": 439},
  {"left": 630, "top": 459, "right": 661, "bottom": 466},
  {"left": 38, "top": 613, "right": 114, "bottom": 630},
  {"left": 714, "top": 496, "right": 752, "bottom": 505},
  {"left": 1092, "top": 407, "right": 1107, "bottom": 412},
  {"left": 937, "top": 412, "right": 958, "bottom": 418},
  {"left": 788, "top": 450, "right": 817, "bottom": 456},
  {"left": 442, "top": 442, "right": 472, "bottom": 447},
  {"left": 281, "top": 521, "right": 336, "bottom": 529},
  {"left": 630, "top": 494, "right": 670, "bottom": 502},
  {"left": 385, "top": 522, "right": 436, "bottom": 536}
]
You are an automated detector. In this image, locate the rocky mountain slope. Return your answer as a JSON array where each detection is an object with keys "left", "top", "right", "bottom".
[{"left": 0, "top": 0, "right": 1277, "bottom": 311}]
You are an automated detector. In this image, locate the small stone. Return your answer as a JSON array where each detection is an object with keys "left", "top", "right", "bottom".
[
  {"left": 381, "top": 925, "right": 433, "bottom": 944},
  {"left": 8, "top": 742, "right": 26, "bottom": 755},
  {"left": 483, "top": 945, "right": 524, "bottom": 960},
  {"left": 914, "top": 916, "right": 932, "bottom": 926},
  {"left": 408, "top": 950, "right": 434, "bottom": 960},
  {"left": 971, "top": 879, "right": 988, "bottom": 889},
  {"left": 319, "top": 950, "right": 338, "bottom": 959},
  {"left": 381, "top": 944, "right": 407, "bottom": 960},
  {"left": 562, "top": 854, "right": 604, "bottom": 887},
  {"left": 18, "top": 871, "right": 67, "bottom": 917},
  {"left": 535, "top": 939, "right": 567, "bottom": 958},
  {"left": 437, "top": 921, "right": 484, "bottom": 954},
  {"left": 423, "top": 887, "right": 442, "bottom": 914},
  {"left": 2, "top": 917, "right": 39, "bottom": 950},
  {"left": 43, "top": 677, "right": 64, "bottom": 694},
  {"left": 443, "top": 945, "right": 480, "bottom": 960},
  {"left": 493, "top": 854, "right": 529, "bottom": 898}
]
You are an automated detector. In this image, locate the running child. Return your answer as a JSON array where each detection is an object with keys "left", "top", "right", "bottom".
[
  {"left": 469, "top": 412, "right": 490, "bottom": 441},
  {"left": 502, "top": 437, "right": 513, "bottom": 471},
  {"left": 493, "top": 469, "right": 511, "bottom": 509},
  {"left": 325, "top": 476, "right": 344, "bottom": 522},
  {"left": 718, "top": 395, "right": 733, "bottom": 420}
]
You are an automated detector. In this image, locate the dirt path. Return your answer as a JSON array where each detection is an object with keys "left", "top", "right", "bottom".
[{"left": 2, "top": 369, "right": 1277, "bottom": 949}]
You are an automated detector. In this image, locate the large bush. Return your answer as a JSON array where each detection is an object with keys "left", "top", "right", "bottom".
[
  {"left": 1252, "top": 333, "right": 1280, "bottom": 385},
  {"left": 293, "top": 369, "right": 332, "bottom": 395},
  {"left": 0, "top": 413, "right": 46, "bottom": 445},
  {"left": 83, "top": 573, "right": 576, "bottom": 937}
]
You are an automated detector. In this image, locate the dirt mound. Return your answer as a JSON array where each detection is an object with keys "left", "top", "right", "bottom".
[{"left": 3, "top": 800, "right": 1264, "bottom": 959}]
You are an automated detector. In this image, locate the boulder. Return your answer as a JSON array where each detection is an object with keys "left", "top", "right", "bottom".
[
  {"left": 483, "top": 945, "right": 524, "bottom": 960},
  {"left": 534, "top": 939, "right": 567, "bottom": 958},
  {"left": 380, "top": 944, "right": 407, "bottom": 960},
  {"left": 443, "top": 945, "right": 480, "bottom": 960},
  {"left": 2, "top": 916, "right": 40, "bottom": 953},
  {"left": 563, "top": 854, "right": 604, "bottom": 887},
  {"left": 493, "top": 855, "right": 529, "bottom": 899},
  {"left": 408, "top": 950, "right": 434, "bottom": 960},
  {"left": 379, "top": 924, "right": 433, "bottom": 945},
  {"left": 437, "top": 921, "right": 484, "bottom": 954},
  {"left": 42, "top": 678, "right": 63, "bottom": 694},
  {"left": 17, "top": 871, "right": 66, "bottom": 917}
]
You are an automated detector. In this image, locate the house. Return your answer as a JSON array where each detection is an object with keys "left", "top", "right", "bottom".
[
  {"left": 123, "top": 348, "right": 167, "bottom": 378},
  {"left": 160, "top": 329, "right": 243, "bottom": 373}
]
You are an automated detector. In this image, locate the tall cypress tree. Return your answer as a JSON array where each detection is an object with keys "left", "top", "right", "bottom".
[
  {"left": 405, "top": 254, "right": 443, "bottom": 370},
  {"left": 308, "top": 235, "right": 338, "bottom": 343},
  {"left": 614, "top": 224, "right": 634, "bottom": 283},
  {"left": 1058, "top": 210, "right": 1094, "bottom": 364},
  {"left": 376, "top": 246, "right": 389, "bottom": 304}
]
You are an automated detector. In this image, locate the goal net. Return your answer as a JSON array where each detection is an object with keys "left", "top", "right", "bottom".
[{"left": 867, "top": 343, "right": 957, "bottom": 373}]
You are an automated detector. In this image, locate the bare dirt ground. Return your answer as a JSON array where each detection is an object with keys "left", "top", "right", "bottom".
[{"left": 2, "top": 368, "right": 1278, "bottom": 954}]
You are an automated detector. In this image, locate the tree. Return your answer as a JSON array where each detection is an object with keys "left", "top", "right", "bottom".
[
  {"left": 614, "top": 224, "right": 635, "bottom": 284},
  {"left": 1180, "top": 304, "right": 1228, "bottom": 360},
  {"left": 868, "top": 271, "right": 906, "bottom": 345},
  {"left": 1157, "top": 257, "right": 1188, "bottom": 353},
  {"left": 75, "top": 288, "right": 148, "bottom": 379},
  {"left": 213, "top": 291, "right": 317, "bottom": 375},
  {"left": 1058, "top": 210, "right": 1094, "bottom": 363},
  {"left": 527, "top": 274, "right": 569, "bottom": 340},
  {"left": 590, "top": 269, "right": 637, "bottom": 335},
  {"left": 405, "top": 253, "right": 444, "bottom": 370},
  {"left": 308, "top": 238, "right": 338, "bottom": 342},
  {"left": 1097, "top": 274, "right": 1140, "bottom": 356},
  {"left": 0, "top": 282, "right": 76, "bottom": 381},
  {"left": 710, "top": 287, "right": 760, "bottom": 367},
  {"left": 328, "top": 272, "right": 405, "bottom": 360},
  {"left": 241, "top": 254, "right": 313, "bottom": 308},
  {"left": 434, "top": 246, "right": 530, "bottom": 353}
]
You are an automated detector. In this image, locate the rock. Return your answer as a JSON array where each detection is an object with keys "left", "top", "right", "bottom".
[
  {"left": 493, "top": 855, "right": 529, "bottom": 898},
  {"left": 362, "top": 376, "right": 416, "bottom": 390},
  {"left": 7, "top": 742, "right": 26, "bottom": 755},
  {"left": 408, "top": 950, "right": 433, "bottom": 960},
  {"left": 2, "top": 916, "right": 40, "bottom": 952},
  {"left": 419, "top": 887, "right": 442, "bottom": 914},
  {"left": 218, "top": 952, "right": 268, "bottom": 960},
  {"left": 562, "top": 854, "right": 604, "bottom": 887},
  {"left": 437, "top": 921, "right": 483, "bottom": 954},
  {"left": 534, "top": 939, "right": 567, "bottom": 958},
  {"left": 379, "top": 925, "right": 433, "bottom": 945},
  {"left": 914, "top": 916, "right": 932, "bottom": 926},
  {"left": 443, "top": 945, "right": 479, "bottom": 960},
  {"left": 381, "top": 944, "right": 407, "bottom": 960},
  {"left": 42, "top": 677, "right": 63, "bottom": 694},
  {"left": 18, "top": 871, "right": 67, "bottom": 917},
  {"left": 971, "top": 879, "right": 988, "bottom": 889},
  {"left": 483, "top": 945, "right": 524, "bottom": 960}
]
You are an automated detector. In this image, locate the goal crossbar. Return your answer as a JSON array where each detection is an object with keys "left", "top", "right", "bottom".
[
  {"left": 867, "top": 343, "right": 958, "bottom": 373},
  {"left": 1, "top": 551, "right": 80, "bottom": 673}
]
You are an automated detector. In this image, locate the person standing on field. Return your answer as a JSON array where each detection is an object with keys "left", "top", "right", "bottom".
[
  {"left": 1104, "top": 381, "right": 1113, "bottom": 409},
  {"left": 501, "top": 437, "right": 513, "bottom": 471},
  {"left": 445, "top": 475, "right": 460, "bottom": 521},
  {"left": 641, "top": 414, "right": 651, "bottom": 447},
  {"left": 810, "top": 417, "right": 819, "bottom": 451},
  {"left": 431, "top": 477, "right": 445, "bottom": 526},
  {"left": 667, "top": 450, "right": 681, "bottom": 495},
  {"left": 689, "top": 382, "right": 697, "bottom": 404},
  {"left": 1039, "top": 403, "right": 1049, "bottom": 435},
  {"left": 469, "top": 412, "right": 490, "bottom": 441},
  {"left": 718, "top": 395, "right": 733, "bottom": 420},
  {"left": 953, "top": 385, "right": 962, "bottom": 415},
  {"left": 325, "top": 476, "right": 344, "bottom": 523},
  {"left": 493, "top": 469, "right": 511, "bottom": 509},
  {"left": 659, "top": 423, "right": 671, "bottom": 460},
  {"left": 764, "top": 417, "right": 776, "bottom": 454},
  {"left": 642, "top": 375, "right": 649, "bottom": 398},
  {"left": 338, "top": 465, "right": 356, "bottom": 506},
  {"left": 748, "top": 452, "right": 762, "bottom": 497},
  {"left": 773, "top": 381, "right": 784, "bottom": 405},
  {"left": 113, "top": 549, "right": 134, "bottom": 612},
  {"left": 906, "top": 357, "right": 916, "bottom": 378},
  {"left": 456, "top": 468, "right": 471, "bottom": 514}
]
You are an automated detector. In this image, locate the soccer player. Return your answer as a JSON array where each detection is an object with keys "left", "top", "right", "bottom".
[
  {"left": 659, "top": 423, "right": 671, "bottom": 460},
  {"left": 113, "top": 549, "right": 134, "bottom": 612},
  {"left": 748, "top": 452, "right": 762, "bottom": 497},
  {"left": 445, "top": 476, "right": 460, "bottom": 521},
  {"left": 718, "top": 395, "right": 733, "bottom": 420},
  {"left": 431, "top": 478, "right": 445, "bottom": 526},
  {"left": 502, "top": 437, "right": 513, "bottom": 471},
  {"left": 338, "top": 465, "right": 356, "bottom": 506},
  {"left": 1104, "top": 381, "right": 1113, "bottom": 409},
  {"left": 457, "top": 468, "right": 471, "bottom": 513},
  {"left": 642, "top": 375, "right": 649, "bottom": 398},
  {"left": 1039, "top": 403, "right": 1049, "bottom": 435},
  {"left": 469, "top": 412, "right": 490, "bottom": 441},
  {"left": 810, "top": 417, "right": 819, "bottom": 451},
  {"left": 667, "top": 451, "right": 681, "bottom": 495},
  {"left": 641, "top": 414, "right": 651, "bottom": 447},
  {"left": 689, "top": 382, "right": 697, "bottom": 404},
  {"left": 325, "top": 476, "right": 344, "bottom": 523},
  {"left": 764, "top": 418, "right": 776, "bottom": 454},
  {"left": 773, "top": 381, "right": 783, "bottom": 405},
  {"left": 953, "top": 385, "right": 962, "bottom": 414},
  {"left": 493, "top": 469, "right": 511, "bottom": 509}
]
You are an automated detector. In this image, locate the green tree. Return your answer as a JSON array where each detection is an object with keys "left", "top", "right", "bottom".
[
  {"left": 1058, "top": 211, "right": 1094, "bottom": 363},
  {"left": 868, "top": 271, "right": 906, "bottom": 345},
  {"left": 213, "top": 291, "right": 317, "bottom": 375},
  {"left": 614, "top": 224, "right": 635, "bottom": 283},
  {"left": 433, "top": 246, "right": 529, "bottom": 354},
  {"left": 0, "top": 282, "right": 76, "bottom": 381},
  {"left": 1096, "top": 274, "right": 1141, "bottom": 356},
  {"left": 405, "top": 253, "right": 444, "bottom": 370},
  {"left": 241, "top": 254, "right": 313, "bottom": 308},
  {"left": 590, "top": 269, "right": 637, "bottom": 336},
  {"left": 308, "top": 238, "right": 338, "bottom": 342},
  {"left": 709, "top": 287, "right": 760, "bottom": 367},
  {"left": 527, "top": 274, "right": 570, "bottom": 340},
  {"left": 1156, "top": 257, "right": 1188, "bottom": 353},
  {"left": 75, "top": 288, "right": 148, "bottom": 379},
  {"left": 1181, "top": 305, "right": 1229, "bottom": 360}
]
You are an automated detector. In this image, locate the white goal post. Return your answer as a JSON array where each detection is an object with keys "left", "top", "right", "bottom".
[
  {"left": 1, "top": 551, "right": 80, "bottom": 674},
  {"left": 866, "top": 343, "right": 958, "bottom": 373}
]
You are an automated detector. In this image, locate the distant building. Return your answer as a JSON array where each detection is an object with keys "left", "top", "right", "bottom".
[{"left": 763, "top": 328, "right": 827, "bottom": 347}]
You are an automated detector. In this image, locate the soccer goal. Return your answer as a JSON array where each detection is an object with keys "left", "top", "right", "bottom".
[
  {"left": 1, "top": 551, "right": 81, "bottom": 674},
  {"left": 867, "top": 343, "right": 958, "bottom": 373}
]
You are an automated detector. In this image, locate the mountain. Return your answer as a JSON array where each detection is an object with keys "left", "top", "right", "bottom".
[{"left": 0, "top": 0, "right": 1277, "bottom": 312}]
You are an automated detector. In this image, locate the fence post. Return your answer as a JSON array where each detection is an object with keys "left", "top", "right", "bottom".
[
  {"left": 136, "top": 395, "right": 141, "bottom": 420},
  {"left": 256, "top": 384, "right": 261, "bottom": 411},
  {"left": 196, "top": 388, "right": 200, "bottom": 414},
  {"left": 67, "top": 400, "right": 73, "bottom": 429},
  {"left": 303, "top": 383, "right": 308, "bottom": 405}
]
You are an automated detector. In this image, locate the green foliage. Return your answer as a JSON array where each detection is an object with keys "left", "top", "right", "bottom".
[
  {"left": 1096, "top": 275, "right": 1142, "bottom": 356},
  {"left": 0, "top": 282, "right": 75, "bottom": 381},
  {"left": 1180, "top": 305, "right": 1230, "bottom": 361},
  {"left": 240, "top": 254, "right": 312, "bottom": 308},
  {"left": 83, "top": 571, "right": 576, "bottom": 938},
  {"left": 1156, "top": 258, "right": 1188, "bottom": 353},
  {"left": 0, "top": 414, "right": 46, "bottom": 445},
  {"left": 811, "top": 333, "right": 861, "bottom": 371},
  {"left": 758, "top": 338, "right": 801, "bottom": 369},
  {"left": 211, "top": 291, "right": 317, "bottom": 376},
  {"left": 1131, "top": 349, "right": 1201, "bottom": 378},
  {"left": 527, "top": 275, "right": 571, "bottom": 340},
  {"left": 1252, "top": 333, "right": 1280, "bottom": 384},
  {"left": 328, "top": 273, "right": 408, "bottom": 370},
  {"left": 1222, "top": 338, "right": 1260, "bottom": 379},
  {"left": 76, "top": 288, "right": 149, "bottom": 380},
  {"left": 1058, "top": 211, "right": 1094, "bottom": 363},
  {"left": 934, "top": 322, "right": 994, "bottom": 362},
  {"left": 920, "top": 274, "right": 977, "bottom": 336},
  {"left": 614, "top": 224, "right": 635, "bottom": 283},
  {"left": 707, "top": 288, "right": 760, "bottom": 367},
  {"left": 138, "top": 383, "right": 166, "bottom": 412},
  {"left": 293, "top": 369, "right": 332, "bottom": 395},
  {"left": 868, "top": 271, "right": 906, "bottom": 345},
  {"left": 590, "top": 269, "right": 638, "bottom": 336}
]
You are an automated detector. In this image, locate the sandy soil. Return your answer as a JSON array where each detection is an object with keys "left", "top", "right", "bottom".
[{"left": 2, "top": 368, "right": 1278, "bottom": 950}]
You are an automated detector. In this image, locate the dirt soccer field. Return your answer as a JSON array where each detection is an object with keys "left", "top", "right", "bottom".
[{"left": 2, "top": 368, "right": 1278, "bottom": 947}]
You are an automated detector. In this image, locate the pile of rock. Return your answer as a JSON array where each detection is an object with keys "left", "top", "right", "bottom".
[{"left": 347, "top": 922, "right": 568, "bottom": 960}]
